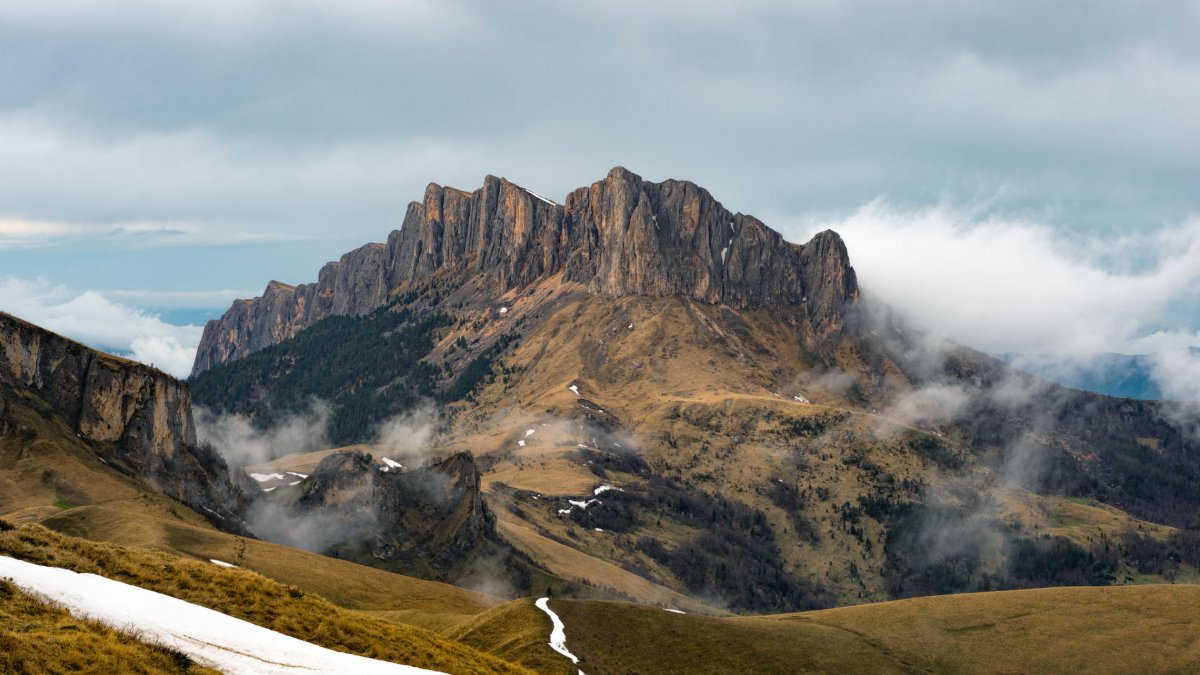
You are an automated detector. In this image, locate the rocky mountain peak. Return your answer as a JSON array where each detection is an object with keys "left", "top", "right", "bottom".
[{"left": 192, "top": 168, "right": 858, "bottom": 373}]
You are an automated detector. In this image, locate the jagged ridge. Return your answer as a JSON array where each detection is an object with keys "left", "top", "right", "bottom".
[{"left": 193, "top": 167, "right": 858, "bottom": 374}]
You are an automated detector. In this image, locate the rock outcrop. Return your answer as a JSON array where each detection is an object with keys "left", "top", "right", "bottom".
[
  {"left": 256, "top": 450, "right": 495, "bottom": 579},
  {"left": 0, "top": 312, "right": 250, "bottom": 528},
  {"left": 193, "top": 167, "right": 858, "bottom": 373}
]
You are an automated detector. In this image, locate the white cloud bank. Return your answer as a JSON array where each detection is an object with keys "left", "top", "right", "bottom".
[
  {"left": 0, "top": 276, "right": 203, "bottom": 378},
  {"left": 811, "top": 202, "right": 1200, "bottom": 355},
  {"left": 806, "top": 202, "right": 1200, "bottom": 400}
]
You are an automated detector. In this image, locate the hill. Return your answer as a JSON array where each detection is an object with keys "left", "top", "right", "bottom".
[{"left": 190, "top": 168, "right": 1200, "bottom": 613}]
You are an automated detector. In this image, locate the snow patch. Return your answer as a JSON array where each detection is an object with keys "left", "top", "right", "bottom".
[
  {"left": 720, "top": 247, "right": 728, "bottom": 264},
  {"left": 0, "top": 556, "right": 442, "bottom": 674},
  {"left": 525, "top": 429, "right": 536, "bottom": 437},
  {"left": 249, "top": 473, "right": 285, "bottom": 482},
  {"left": 568, "top": 384, "right": 580, "bottom": 396},
  {"left": 534, "top": 597, "right": 583, "bottom": 672},
  {"left": 524, "top": 187, "right": 557, "bottom": 206},
  {"left": 793, "top": 395, "right": 809, "bottom": 404},
  {"left": 498, "top": 306, "right": 509, "bottom": 314},
  {"left": 593, "top": 484, "right": 622, "bottom": 496},
  {"left": 209, "top": 559, "right": 237, "bottom": 569},
  {"left": 518, "top": 440, "right": 526, "bottom": 448},
  {"left": 286, "top": 471, "right": 308, "bottom": 479},
  {"left": 664, "top": 608, "right": 686, "bottom": 614},
  {"left": 381, "top": 457, "right": 403, "bottom": 470}
]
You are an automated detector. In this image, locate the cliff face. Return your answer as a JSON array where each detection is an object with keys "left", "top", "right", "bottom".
[
  {"left": 0, "top": 312, "right": 250, "bottom": 527},
  {"left": 193, "top": 167, "right": 858, "bottom": 373}
]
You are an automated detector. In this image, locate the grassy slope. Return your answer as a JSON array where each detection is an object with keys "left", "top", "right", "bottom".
[
  {"left": 0, "top": 384, "right": 508, "bottom": 631},
  {"left": 446, "top": 599, "right": 578, "bottom": 675},
  {"left": 0, "top": 578, "right": 219, "bottom": 675},
  {"left": 433, "top": 295, "right": 1184, "bottom": 606},
  {"left": 521, "top": 586, "right": 1200, "bottom": 674},
  {"left": 0, "top": 524, "right": 530, "bottom": 674}
]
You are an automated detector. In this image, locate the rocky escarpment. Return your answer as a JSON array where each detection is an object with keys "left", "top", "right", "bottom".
[
  {"left": 193, "top": 167, "right": 858, "bottom": 373},
  {"left": 0, "top": 312, "right": 251, "bottom": 528},
  {"left": 253, "top": 450, "right": 495, "bottom": 579}
]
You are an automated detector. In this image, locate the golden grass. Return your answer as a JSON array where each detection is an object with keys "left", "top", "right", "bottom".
[
  {"left": 494, "top": 510, "right": 715, "bottom": 613},
  {"left": 784, "top": 584, "right": 1200, "bottom": 674},
  {"left": 0, "top": 525, "right": 531, "bottom": 674},
  {"left": 503, "top": 585, "right": 1200, "bottom": 674},
  {"left": 0, "top": 578, "right": 220, "bottom": 675},
  {"left": 446, "top": 599, "right": 576, "bottom": 675},
  {"left": 41, "top": 505, "right": 501, "bottom": 631}
]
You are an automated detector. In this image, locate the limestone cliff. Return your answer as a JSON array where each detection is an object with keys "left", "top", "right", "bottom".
[
  {"left": 0, "top": 312, "right": 250, "bottom": 528},
  {"left": 193, "top": 167, "right": 858, "bottom": 373}
]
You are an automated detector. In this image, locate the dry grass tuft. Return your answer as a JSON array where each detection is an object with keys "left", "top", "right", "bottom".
[{"left": 0, "top": 578, "right": 220, "bottom": 674}]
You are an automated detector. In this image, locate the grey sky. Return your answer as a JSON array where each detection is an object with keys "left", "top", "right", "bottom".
[{"left": 2, "top": 1, "right": 1199, "bottom": 376}]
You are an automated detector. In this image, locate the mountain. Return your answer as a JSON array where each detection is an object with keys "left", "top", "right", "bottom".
[
  {"left": 0, "top": 311, "right": 251, "bottom": 528},
  {"left": 1001, "top": 348, "right": 1200, "bottom": 401},
  {"left": 252, "top": 450, "right": 502, "bottom": 582},
  {"left": 192, "top": 166, "right": 856, "bottom": 374},
  {"left": 191, "top": 167, "right": 1200, "bottom": 615}
]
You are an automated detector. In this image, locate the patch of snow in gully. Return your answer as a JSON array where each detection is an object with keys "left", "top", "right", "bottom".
[
  {"left": 535, "top": 597, "right": 584, "bottom": 674},
  {"left": 0, "top": 556, "right": 442, "bottom": 674}
]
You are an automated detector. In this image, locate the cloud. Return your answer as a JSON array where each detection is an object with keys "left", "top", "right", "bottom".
[
  {"left": 808, "top": 203, "right": 1200, "bottom": 358},
  {"left": 195, "top": 400, "right": 333, "bottom": 467},
  {"left": 0, "top": 214, "right": 305, "bottom": 250},
  {"left": 0, "top": 276, "right": 202, "bottom": 377},
  {"left": 372, "top": 403, "right": 439, "bottom": 461}
]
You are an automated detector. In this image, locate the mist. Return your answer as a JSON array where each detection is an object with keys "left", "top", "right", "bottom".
[{"left": 194, "top": 400, "right": 333, "bottom": 467}]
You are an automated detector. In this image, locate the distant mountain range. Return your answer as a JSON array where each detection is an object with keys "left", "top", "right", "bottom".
[{"left": 1000, "top": 349, "right": 1200, "bottom": 401}]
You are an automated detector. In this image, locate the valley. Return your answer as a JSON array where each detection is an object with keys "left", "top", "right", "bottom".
[{"left": 3, "top": 168, "right": 1200, "bottom": 673}]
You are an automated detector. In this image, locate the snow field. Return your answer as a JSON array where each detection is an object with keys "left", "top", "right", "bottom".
[{"left": 0, "top": 556, "right": 442, "bottom": 675}]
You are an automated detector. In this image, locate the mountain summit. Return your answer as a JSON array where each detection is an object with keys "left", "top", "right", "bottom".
[{"left": 192, "top": 168, "right": 857, "bottom": 374}]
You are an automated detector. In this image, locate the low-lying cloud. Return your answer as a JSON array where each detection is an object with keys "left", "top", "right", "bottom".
[
  {"left": 195, "top": 400, "right": 333, "bottom": 468},
  {"left": 806, "top": 203, "right": 1200, "bottom": 400},
  {"left": 0, "top": 275, "right": 203, "bottom": 378}
]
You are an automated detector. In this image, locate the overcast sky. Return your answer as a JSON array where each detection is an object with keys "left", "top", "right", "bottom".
[{"left": 1, "top": 1, "right": 1199, "bottom": 378}]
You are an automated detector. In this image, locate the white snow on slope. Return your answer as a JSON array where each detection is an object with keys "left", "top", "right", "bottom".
[
  {"left": 593, "top": 484, "right": 622, "bottom": 496},
  {"left": 525, "top": 429, "right": 536, "bottom": 437},
  {"left": 381, "top": 457, "right": 403, "bottom": 470},
  {"left": 209, "top": 559, "right": 237, "bottom": 569},
  {"left": 524, "top": 188, "right": 558, "bottom": 206},
  {"left": 249, "top": 473, "right": 285, "bottom": 482},
  {"left": 568, "top": 384, "right": 580, "bottom": 396},
  {"left": 0, "top": 556, "right": 442, "bottom": 675},
  {"left": 534, "top": 597, "right": 584, "bottom": 674},
  {"left": 286, "top": 471, "right": 308, "bottom": 479}
]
